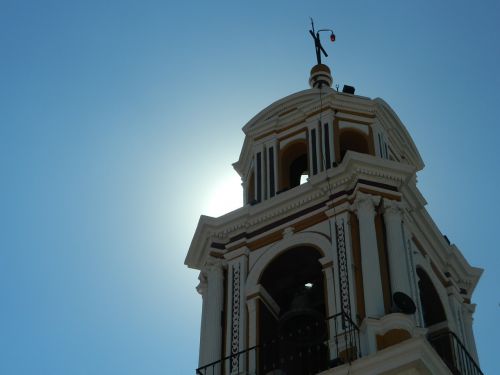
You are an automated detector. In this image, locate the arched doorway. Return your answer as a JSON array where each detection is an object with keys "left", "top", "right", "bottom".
[{"left": 257, "top": 246, "right": 328, "bottom": 375}]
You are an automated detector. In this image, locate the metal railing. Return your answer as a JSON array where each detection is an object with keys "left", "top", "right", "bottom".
[
  {"left": 428, "top": 330, "right": 483, "bottom": 375},
  {"left": 196, "top": 347, "right": 258, "bottom": 375},
  {"left": 196, "top": 312, "right": 361, "bottom": 375}
]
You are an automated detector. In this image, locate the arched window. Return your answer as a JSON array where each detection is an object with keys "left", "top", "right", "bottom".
[
  {"left": 279, "top": 141, "right": 308, "bottom": 191},
  {"left": 416, "top": 268, "right": 447, "bottom": 327},
  {"left": 339, "top": 129, "right": 370, "bottom": 161},
  {"left": 258, "top": 246, "right": 328, "bottom": 374},
  {"left": 416, "top": 267, "right": 463, "bottom": 372}
]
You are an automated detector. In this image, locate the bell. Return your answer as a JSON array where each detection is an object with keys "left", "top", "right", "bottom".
[{"left": 278, "top": 286, "right": 326, "bottom": 346}]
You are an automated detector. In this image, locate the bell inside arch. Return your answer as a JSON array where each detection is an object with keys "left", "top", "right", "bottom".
[
  {"left": 278, "top": 284, "right": 327, "bottom": 346},
  {"left": 259, "top": 247, "right": 329, "bottom": 375}
]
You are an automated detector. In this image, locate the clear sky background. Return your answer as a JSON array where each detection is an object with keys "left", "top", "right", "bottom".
[{"left": 1, "top": 1, "right": 499, "bottom": 374}]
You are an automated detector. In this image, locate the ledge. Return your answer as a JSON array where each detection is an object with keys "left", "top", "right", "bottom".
[{"left": 318, "top": 336, "right": 451, "bottom": 375}]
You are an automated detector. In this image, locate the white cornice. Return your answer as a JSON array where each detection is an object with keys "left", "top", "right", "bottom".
[
  {"left": 186, "top": 152, "right": 416, "bottom": 270},
  {"left": 193, "top": 154, "right": 483, "bottom": 299},
  {"left": 406, "top": 206, "right": 483, "bottom": 295}
]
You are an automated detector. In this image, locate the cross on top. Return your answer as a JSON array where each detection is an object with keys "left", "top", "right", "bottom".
[{"left": 309, "top": 18, "right": 335, "bottom": 65}]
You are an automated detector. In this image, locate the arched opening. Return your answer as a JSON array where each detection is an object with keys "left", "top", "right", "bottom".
[
  {"left": 279, "top": 141, "right": 309, "bottom": 191},
  {"left": 258, "top": 246, "right": 328, "bottom": 374},
  {"left": 339, "top": 129, "right": 370, "bottom": 161},
  {"left": 416, "top": 267, "right": 457, "bottom": 371},
  {"left": 416, "top": 268, "right": 446, "bottom": 328}
]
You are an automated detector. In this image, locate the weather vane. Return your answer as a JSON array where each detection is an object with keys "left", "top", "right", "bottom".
[{"left": 309, "top": 18, "right": 335, "bottom": 65}]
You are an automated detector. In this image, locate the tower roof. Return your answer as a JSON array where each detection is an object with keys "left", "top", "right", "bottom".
[{"left": 233, "top": 82, "right": 424, "bottom": 178}]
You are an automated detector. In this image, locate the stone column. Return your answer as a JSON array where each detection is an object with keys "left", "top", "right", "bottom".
[
  {"left": 354, "top": 193, "right": 385, "bottom": 318},
  {"left": 383, "top": 199, "right": 412, "bottom": 299},
  {"left": 197, "top": 272, "right": 208, "bottom": 367},
  {"left": 242, "top": 176, "right": 248, "bottom": 205},
  {"left": 204, "top": 263, "right": 224, "bottom": 372}
]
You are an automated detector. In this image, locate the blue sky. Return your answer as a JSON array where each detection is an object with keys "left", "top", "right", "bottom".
[{"left": 1, "top": 1, "right": 499, "bottom": 374}]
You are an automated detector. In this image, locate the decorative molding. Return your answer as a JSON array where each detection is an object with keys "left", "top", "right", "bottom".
[
  {"left": 230, "top": 263, "right": 241, "bottom": 373},
  {"left": 361, "top": 313, "right": 427, "bottom": 338},
  {"left": 353, "top": 192, "right": 380, "bottom": 217},
  {"left": 336, "top": 217, "right": 352, "bottom": 318},
  {"left": 196, "top": 272, "right": 207, "bottom": 296},
  {"left": 383, "top": 198, "right": 405, "bottom": 217},
  {"left": 212, "top": 164, "right": 409, "bottom": 241},
  {"left": 282, "top": 226, "right": 294, "bottom": 239}
]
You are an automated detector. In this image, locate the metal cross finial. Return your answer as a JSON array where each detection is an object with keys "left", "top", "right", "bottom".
[{"left": 309, "top": 18, "right": 335, "bottom": 65}]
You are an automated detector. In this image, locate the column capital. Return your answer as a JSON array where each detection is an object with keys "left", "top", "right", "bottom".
[
  {"left": 382, "top": 199, "right": 404, "bottom": 218},
  {"left": 353, "top": 192, "right": 380, "bottom": 217},
  {"left": 205, "top": 262, "right": 224, "bottom": 280}
]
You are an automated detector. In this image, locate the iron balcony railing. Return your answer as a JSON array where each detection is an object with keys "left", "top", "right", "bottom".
[
  {"left": 428, "top": 330, "right": 483, "bottom": 375},
  {"left": 196, "top": 312, "right": 361, "bottom": 375}
]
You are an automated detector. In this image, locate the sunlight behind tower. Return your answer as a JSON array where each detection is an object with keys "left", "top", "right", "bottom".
[{"left": 202, "top": 173, "right": 242, "bottom": 217}]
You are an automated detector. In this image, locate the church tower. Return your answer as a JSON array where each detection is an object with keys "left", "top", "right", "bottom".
[{"left": 185, "top": 30, "right": 483, "bottom": 375}]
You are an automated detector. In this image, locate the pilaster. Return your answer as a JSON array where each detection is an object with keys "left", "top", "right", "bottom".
[
  {"left": 204, "top": 262, "right": 224, "bottom": 371},
  {"left": 321, "top": 112, "right": 335, "bottom": 170},
  {"left": 308, "top": 122, "right": 320, "bottom": 176},
  {"left": 327, "top": 208, "right": 358, "bottom": 322},
  {"left": 320, "top": 256, "right": 339, "bottom": 360},
  {"left": 196, "top": 272, "right": 208, "bottom": 367},
  {"left": 224, "top": 248, "right": 249, "bottom": 374},
  {"left": 447, "top": 287, "right": 467, "bottom": 344},
  {"left": 354, "top": 193, "right": 385, "bottom": 318},
  {"left": 246, "top": 297, "right": 258, "bottom": 375},
  {"left": 462, "top": 303, "right": 480, "bottom": 363},
  {"left": 253, "top": 144, "right": 266, "bottom": 202},
  {"left": 265, "top": 139, "right": 278, "bottom": 198}
]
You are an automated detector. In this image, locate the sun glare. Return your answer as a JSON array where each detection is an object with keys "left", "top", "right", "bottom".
[{"left": 203, "top": 173, "right": 243, "bottom": 217}]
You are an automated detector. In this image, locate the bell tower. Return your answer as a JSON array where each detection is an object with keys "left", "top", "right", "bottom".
[{"left": 186, "top": 26, "right": 483, "bottom": 375}]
